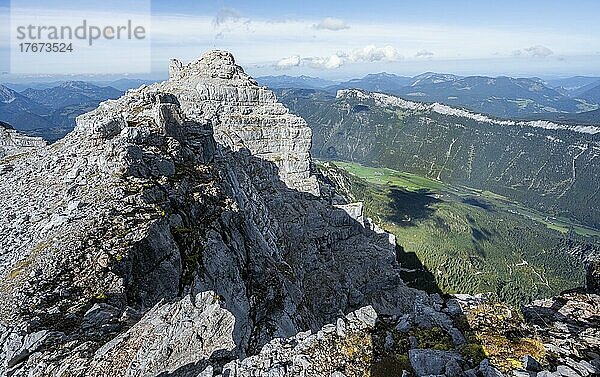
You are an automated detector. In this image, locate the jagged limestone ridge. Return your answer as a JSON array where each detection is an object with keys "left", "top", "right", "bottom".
[{"left": 0, "top": 51, "right": 423, "bottom": 376}]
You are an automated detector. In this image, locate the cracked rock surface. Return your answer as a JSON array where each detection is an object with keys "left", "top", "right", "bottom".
[{"left": 0, "top": 120, "right": 45, "bottom": 163}]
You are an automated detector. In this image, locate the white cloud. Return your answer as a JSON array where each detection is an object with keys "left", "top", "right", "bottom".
[
  {"left": 416, "top": 50, "right": 434, "bottom": 58},
  {"left": 276, "top": 55, "right": 301, "bottom": 69},
  {"left": 343, "top": 45, "right": 402, "bottom": 63},
  {"left": 209, "top": 8, "right": 253, "bottom": 40},
  {"left": 140, "top": 12, "right": 596, "bottom": 74},
  {"left": 512, "top": 45, "right": 554, "bottom": 58},
  {"left": 313, "top": 17, "right": 350, "bottom": 31},
  {"left": 276, "top": 54, "right": 342, "bottom": 70},
  {"left": 306, "top": 55, "right": 343, "bottom": 69},
  {"left": 275, "top": 45, "right": 402, "bottom": 70},
  {"left": 511, "top": 45, "right": 553, "bottom": 58},
  {"left": 523, "top": 45, "right": 553, "bottom": 57},
  {"left": 8, "top": 4, "right": 600, "bottom": 77}
]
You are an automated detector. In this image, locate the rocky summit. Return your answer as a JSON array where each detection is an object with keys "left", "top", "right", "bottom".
[
  {"left": 164, "top": 50, "right": 319, "bottom": 196},
  {"left": 0, "top": 51, "right": 599, "bottom": 377}
]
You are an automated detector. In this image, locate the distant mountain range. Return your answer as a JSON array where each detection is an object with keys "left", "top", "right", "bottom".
[
  {"left": 21, "top": 81, "right": 122, "bottom": 109},
  {"left": 4, "top": 78, "right": 156, "bottom": 92},
  {"left": 391, "top": 75, "right": 592, "bottom": 118},
  {"left": 2, "top": 72, "right": 599, "bottom": 144},
  {"left": 576, "top": 83, "right": 600, "bottom": 104},
  {"left": 99, "top": 78, "right": 157, "bottom": 91},
  {"left": 256, "top": 75, "right": 337, "bottom": 89},
  {"left": 277, "top": 87, "right": 600, "bottom": 229},
  {"left": 0, "top": 81, "right": 124, "bottom": 141},
  {"left": 0, "top": 84, "right": 51, "bottom": 132},
  {"left": 333, "top": 72, "right": 413, "bottom": 92},
  {"left": 260, "top": 73, "right": 600, "bottom": 120},
  {"left": 546, "top": 76, "right": 600, "bottom": 96}
]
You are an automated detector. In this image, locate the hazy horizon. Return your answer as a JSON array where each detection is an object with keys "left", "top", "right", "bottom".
[{"left": 2, "top": 65, "right": 600, "bottom": 86}]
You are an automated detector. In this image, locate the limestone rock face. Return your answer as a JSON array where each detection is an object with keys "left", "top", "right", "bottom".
[
  {"left": 524, "top": 291, "right": 600, "bottom": 365},
  {"left": 0, "top": 51, "right": 423, "bottom": 376},
  {"left": 161, "top": 50, "right": 319, "bottom": 196},
  {"left": 585, "top": 254, "right": 600, "bottom": 294},
  {"left": 0, "top": 121, "right": 46, "bottom": 160},
  {"left": 85, "top": 291, "right": 236, "bottom": 376}
]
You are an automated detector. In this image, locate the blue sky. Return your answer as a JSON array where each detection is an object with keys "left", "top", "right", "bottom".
[
  {"left": 2, "top": 0, "right": 600, "bottom": 79},
  {"left": 151, "top": 0, "right": 598, "bottom": 32}
]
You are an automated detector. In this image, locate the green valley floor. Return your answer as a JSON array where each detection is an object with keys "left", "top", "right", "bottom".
[{"left": 318, "top": 160, "right": 600, "bottom": 305}]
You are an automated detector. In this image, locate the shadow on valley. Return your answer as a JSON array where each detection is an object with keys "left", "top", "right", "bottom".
[
  {"left": 462, "top": 197, "right": 493, "bottom": 211},
  {"left": 385, "top": 188, "right": 440, "bottom": 226},
  {"left": 395, "top": 244, "right": 443, "bottom": 295}
]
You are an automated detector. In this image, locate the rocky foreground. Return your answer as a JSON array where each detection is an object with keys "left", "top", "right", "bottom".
[{"left": 0, "top": 51, "right": 598, "bottom": 377}]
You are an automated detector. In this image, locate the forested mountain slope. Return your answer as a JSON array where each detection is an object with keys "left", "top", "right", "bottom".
[{"left": 279, "top": 88, "right": 600, "bottom": 229}]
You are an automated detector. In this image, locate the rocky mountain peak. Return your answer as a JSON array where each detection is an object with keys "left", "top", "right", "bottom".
[
  {"left": 161, "top": 50, "right": 319, "bottom": 195},
  {"left": 168, "top": 50, "right": 256, "bottom": 85}
]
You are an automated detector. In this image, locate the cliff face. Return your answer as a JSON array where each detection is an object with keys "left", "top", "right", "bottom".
[
  {"left": 0, "top": 51, "right": 423, "bottom": 375},
  {"left": 164, "top": 50, "right": 319, "bottom": 196}
]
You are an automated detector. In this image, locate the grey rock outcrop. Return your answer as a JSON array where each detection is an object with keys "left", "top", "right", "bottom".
[
  {"left": 408, "top": 349, "right": 464, "bottom": 376},
  {"left": 480, "top": 359, "right": 505, "bottom": 377},
  {"left": 523, "top": 356, "right": 543, "bottom": 372},
  {"left": 220, "top": 306, "right": 378, "bottom": 377},
  {"left": 0, "top": 51, "right": 424, "bottom": 375},
  {"left": 0, "top": 121, "right": 45, "bottom": 160},
  {"left": 523, "top": 291, "right": 600, "bottom": 373},
  {"left": 162, "top": 50, "right": 319, "bottom": 196},
  {"left": 85, "top": 291, "right": 236, "bottom": 376},
  {"left": 585, "top": 254, "right": 600, "bottom": 294}
]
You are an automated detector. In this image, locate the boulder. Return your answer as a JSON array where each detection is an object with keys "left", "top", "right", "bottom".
[
  {"left": 480, "top": 359, "right": 504, "bottom": 377},
  {"left": 523, "top": 355, "right": 543, "bottom": 372},
  {"left": 408, "top": 349, "right": 463, "bottom": 376}
]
